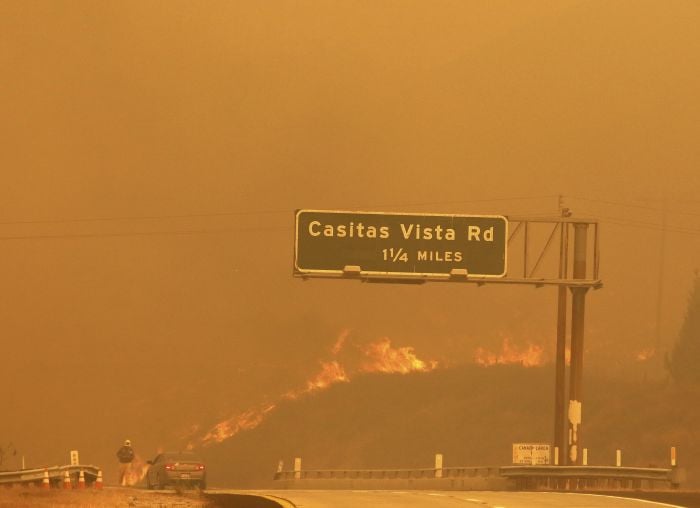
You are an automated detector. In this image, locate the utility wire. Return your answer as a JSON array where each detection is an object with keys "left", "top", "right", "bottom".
[
  {"left": 0, "top": 226, "right": 288, "bottom": 242},
  {"left": 0, "top": 209, "right": 292, "bottom": 226},
  {"left": 0, "top": 195, "right": 558, "bottom": 227},
  {"left": 569, "top": 195, "right": 700, "bottom": 219},
  {"left": 577, "top": 212, "right": 700, "bottom": 236},
  {"left": 0, "top": 207, "right": 558, "bottom": 241}
]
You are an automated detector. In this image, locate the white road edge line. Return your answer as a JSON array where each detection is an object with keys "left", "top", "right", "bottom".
[{"left": 566, "top": 493, "right": 686, "bottom": 508}]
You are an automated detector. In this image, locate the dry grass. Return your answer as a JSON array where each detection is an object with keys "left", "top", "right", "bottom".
[{"left": 0, "top": 486, "right": 211, "bottom": 507}]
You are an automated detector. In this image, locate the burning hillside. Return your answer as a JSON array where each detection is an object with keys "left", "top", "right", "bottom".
[
  {"left": 473, "top": 337, "right": 546, "bottom": 367},
  {"left": 195, "top": 332, "right": 439, "bottom": 446}
]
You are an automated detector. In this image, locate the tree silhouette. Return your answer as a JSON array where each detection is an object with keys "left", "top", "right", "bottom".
[
  {"left": 0, "top": 443, "right": 17, "bottom": 469},
  {"left": 668, "top": 273, "right": 700, "bottom": 384}
]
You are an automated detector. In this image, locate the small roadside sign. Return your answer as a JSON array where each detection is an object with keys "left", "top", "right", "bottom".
[{"left": 512, "top": 443, "right": 551, "bottom": 465}]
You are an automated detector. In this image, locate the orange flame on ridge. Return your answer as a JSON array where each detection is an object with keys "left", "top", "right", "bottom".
[
  {"left": 201, "top": 403, "right": 277, "bottom": 446},
  {"left": 331, "top": 329, "right": 350, "bottom": 356},
  {"left": 474, "top": 338, "right": 545, "bottom": 367},
  {"left": 303, "top": 360, "right": 349, "bottom": 393},
  {"left": 361, "top": 338, "right": 438, "bottom": 374},
  {"left": 196, "top": 333, "right": 437, "bottom": 446}
]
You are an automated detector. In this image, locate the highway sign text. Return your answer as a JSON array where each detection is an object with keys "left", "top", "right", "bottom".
[{"left": 295, "top": 210, "right": 507, "bottom": 278}]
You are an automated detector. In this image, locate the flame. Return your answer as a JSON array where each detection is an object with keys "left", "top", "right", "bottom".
[
  {"left": 635, "top": 347, "right": 655, "bottom": 362},
  {"left": 361, "top": 338, "right": 438, "bottom": 373},
  {"left": 199, "top": 360, "right": 349, "bottom": 445},
  {"left": 196, "top": 333, "right": 436, "bottom": 446},
  {"left": 122, "top": 455, "right": 149, "bottom": 486},
  {"left": 474, "top": 338, "right": 545, "bottom": 367},
  {"left": 331, "top": 329, "right": 350, "bottom": 355},
  {"left": 201, "top": 403, "right": 277, "bottom": 445},
  {"left": 304, "top": 360, "right": 349, "bottom": 392}
]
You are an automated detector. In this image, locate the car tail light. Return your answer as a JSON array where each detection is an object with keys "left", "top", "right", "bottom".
[
  {"left": 165, "top": 464, "right": 175, "bottom": 470},
  {"left": 197, "top": 464, "right": 205, "bottom": 470}
]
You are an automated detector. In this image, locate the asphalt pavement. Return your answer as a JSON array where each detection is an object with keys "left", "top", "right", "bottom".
[{"left": 206, "top": 490, "right": 691, "bottom": 508}]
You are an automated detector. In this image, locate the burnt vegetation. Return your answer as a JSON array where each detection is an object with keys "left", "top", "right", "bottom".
[
  {"left": 202, "top": 361, "right": 700, "bottom": 489},
  {"left": 199, "top": 276, "right": 700, "bottom": 489},
  {"left": 668, "top": 274, "right": 700, "bottom": 385}
]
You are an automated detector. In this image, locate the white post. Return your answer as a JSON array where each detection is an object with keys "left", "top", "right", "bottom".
[
  {"left": 616, "top": 449, "right": 622, "bottom": 467},
  {"left": 554, "top": 446, "right": 559, "bottom": 466},
  {"left": 671, "top": 447, "right": 677, "bottom": 467},
  {"left": 293, "top": 457, "right": 302, "bottom": 480},
  {"left": 583, "top": 448, "right": 588, "bottom": 466},
  {"left": 22, "top": 456, "right": 25, "bottom": 470},
  {"left": 435, "top": 453, "right": 443, "bottom": 478}
]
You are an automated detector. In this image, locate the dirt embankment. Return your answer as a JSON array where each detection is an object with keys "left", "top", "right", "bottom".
[{"left": 0, "top": 486, "right": 210, "bottom": 508}]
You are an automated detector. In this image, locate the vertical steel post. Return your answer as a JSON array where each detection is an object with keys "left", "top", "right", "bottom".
[
  {"left": 523, "top": 222, "right": 529, "bottom": 278},
  {"left": 554, "top": 220, "right": 568, "bottom": 462},
  {"left": 435, "top": 453, "right": 443, "bottom": 478},
  {"left": 568, "top": 223, "right": 589, "bottom": 465}
]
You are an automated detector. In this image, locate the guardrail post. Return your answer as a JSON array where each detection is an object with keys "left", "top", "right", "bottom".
[
  {"left": 293, "top": 457, "right": 302, "bottom": 480},
  {"left": 434, "top": 454, "right": 443, "bottom": 478}
]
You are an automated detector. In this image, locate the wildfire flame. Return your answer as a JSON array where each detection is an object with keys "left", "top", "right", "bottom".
[
  {"left": 201, "top": 403, "right": 277, "bottom": 446},
  {"left": 361, "top": 338, "right": 438, "bottom": 374},
  {"left": 635, "top": 348, "right": 656, "bottom": 362},
  {"left": 331, "top": 328, "right": 350, "bottom": 355},
  {"left": 297, "top": 361, "right": 349, "bottom": 396},
  {"left": 195, "top": 333, "right": 437, "bottom": 445},
  {"left": 474, "top": 338, "right": 545, "bottom": 367},
  {"left": 122, "top": 455, "right": 150, "bottom": 486}
]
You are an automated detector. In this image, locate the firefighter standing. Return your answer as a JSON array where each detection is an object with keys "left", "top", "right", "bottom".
[{"left": 116, "top": 439, "right": 135, "bottom": 486}]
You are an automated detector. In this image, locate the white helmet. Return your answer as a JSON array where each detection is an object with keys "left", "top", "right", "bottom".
[{"left": 124, "top": 439, "right": 132, "bottom": 446}]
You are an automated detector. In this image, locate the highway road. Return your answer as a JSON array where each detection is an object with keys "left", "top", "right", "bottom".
[{"left": 207, "top": 490, "right": 688, "bottom": 508}]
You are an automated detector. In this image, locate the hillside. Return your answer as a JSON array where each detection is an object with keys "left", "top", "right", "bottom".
[{"left": 200, "top": 365, "right": 698, "bottom": 488}]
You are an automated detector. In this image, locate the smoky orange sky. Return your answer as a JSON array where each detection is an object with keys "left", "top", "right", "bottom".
[{"left": 1, "top": 0, "right": 699, "bottom": 482}]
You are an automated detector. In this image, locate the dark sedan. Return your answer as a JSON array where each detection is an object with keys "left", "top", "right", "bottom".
[{"left": 145, "top": 451, "right": 206, "bottom": 490}]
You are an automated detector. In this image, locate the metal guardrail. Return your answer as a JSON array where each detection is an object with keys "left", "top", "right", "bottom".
[
  {"left": 0, "top": 465, "right": 101, "bottom": 486},
  {"left": 500, "top": 465, "right": 679, "bottom": 490},
  {"left": 274, "top": 466, "right": 500, "bottom": 481},
  {"left": 274, "top": 465, "right": 682, "bottom": 490},
  {"left": 502, "top": 465, "right": 673, "bottom": 481}
]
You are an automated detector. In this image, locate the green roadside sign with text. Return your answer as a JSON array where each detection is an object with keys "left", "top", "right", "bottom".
[{"left": 294, "top": 210, "right": 507, "bottom": 278}]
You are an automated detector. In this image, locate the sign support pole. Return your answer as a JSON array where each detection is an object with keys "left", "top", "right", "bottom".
[
  {"left": 554, "top": 218, "right": 569, "bottom": 463},
  {"left": 568, "top": 223, "right": 589, "bottom": 464}
]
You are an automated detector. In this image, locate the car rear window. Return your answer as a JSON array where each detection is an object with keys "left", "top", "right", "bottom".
[{"left": 163, "top": 452, "right": 203, "bottom": 462}]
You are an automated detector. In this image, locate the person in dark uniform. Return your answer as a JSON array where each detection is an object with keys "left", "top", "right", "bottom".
[{"left": 116, "top": 439, "right": 135, "bottom": 486}]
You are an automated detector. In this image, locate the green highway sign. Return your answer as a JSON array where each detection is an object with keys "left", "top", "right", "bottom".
[{"left": 294, "top": 210, "right": 508, "bottom": 279}]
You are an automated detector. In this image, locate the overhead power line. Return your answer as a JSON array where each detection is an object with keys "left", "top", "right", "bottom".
[
  {"left": 0, "top": 209, "right": 292, "bottom": 226},
  {"left": 0, "top": 195, "right": 559, "bottom": 228},
  {"left": 577, "top": 212, "right": 700, "bottom": 237},
  {"left": 569, "top": 196, "right": 700, "bottom": 219},
  {"left": 0, "top": 226, "right": 288, "bottom": 242}
]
